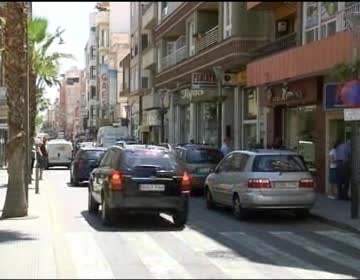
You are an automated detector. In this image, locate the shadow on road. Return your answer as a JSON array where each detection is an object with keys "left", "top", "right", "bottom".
[
  {"left": 0, "top": 230, "right": 37, "bottom": 244},
  {"left": 81, "top": 210, "right": 183, "bottom": 232},
  {"left": 66, "top": 182, "right": 88, "bottom": 188}
]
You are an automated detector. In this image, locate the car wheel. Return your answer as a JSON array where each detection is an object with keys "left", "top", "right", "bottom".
[
  {"left": 206, "top": 188, "right": 216, "bottom": 210},
  {"left": 173, "top": 209, "right": 188, "bottom": 228},
  {"left": 101, "top": 198, "right": 114, "bottom": 226},
  {"left": 294, "top": 209, "right": 310, "bottom": 219},
  {"left": 88, "top": 189, "right": 99, "bottom": 214},
  {"left": 232, "top": 195, "right": 248, "bottom": 220}
]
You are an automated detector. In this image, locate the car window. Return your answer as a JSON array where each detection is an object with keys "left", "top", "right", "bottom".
[
  {"left": 111, "top": 149, "right": 122, "bottom": 168},
  {"left": 80, "top": 150, "right": 105, "bottom": 160},
  {"left": 186, "top": 148, "right": 223, "bottom": 164},
  {"left": 252, "top": 155, "right": 307, "bottom": 172},
  {"left": 100, "top": 149, "right": 114, "bottom": 167},
  {"left": 217, "top": 154, "right": 233, "bottom": 173},
  {"left": 122, "top": 150, "right": 178, "bottom": 170},
  {"left": 231, "top": 153, "right": 249, "bottom": 172}
]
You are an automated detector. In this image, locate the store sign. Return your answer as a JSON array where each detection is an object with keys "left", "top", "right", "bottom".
[
  {"left": 237, "top": 71, "right": 246, "bottom": 85},
  {"left": 191, "top": 72, "right": 216, "bottom": 89},
  {"left": 324, "top": 81, "right": 360, "bottom": 110},
  {"left": 181, "top": 89, "right": 205, "bottom": 101},
  {"left": 99, "top": 64, "right": 109, "bottom": 107},
  {"left": 266, "top": 83, "right": 303, "bottom": 103},
  {"left": 344, "top": 108, "right": 360, "bottom": 121}
]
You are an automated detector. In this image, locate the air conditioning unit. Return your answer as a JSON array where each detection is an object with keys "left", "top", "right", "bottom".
[{"left": 223, "top": 73, "right": 238, "bottom": 86}]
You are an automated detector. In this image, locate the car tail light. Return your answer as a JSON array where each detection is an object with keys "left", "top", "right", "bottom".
[
  {"left": 299, "top": 179, "right": 314, "bottom": 188},
  {"left": 248, "top": 179, "right": 272, "bottom": 189},
  {"left": 180, "top": 172, "right": 192, "bottom": 192},
  {"left": 110, "top": 171, "right": 123, "bottom": 191}
]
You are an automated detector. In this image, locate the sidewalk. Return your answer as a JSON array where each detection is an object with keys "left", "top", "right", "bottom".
[
  {"left": 0, "top": 169, "right": 76, "bottom": 278},
  {"left": 310, "top": 193, "right": 360, "bottom": 234}
]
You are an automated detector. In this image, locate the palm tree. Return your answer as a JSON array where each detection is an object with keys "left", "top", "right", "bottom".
[
  {"left": 331, "top": 57, "right": 360, "bottom": 83},
  {"left": 2, "top": 2, "right": 28, "bottom": 218}
]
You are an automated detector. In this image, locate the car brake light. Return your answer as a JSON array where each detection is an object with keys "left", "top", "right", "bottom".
[
  {"left": 248, "top": 179, "right": 272, "bottom": 189},
  {"left": 299, "top": 179, "right": 314, "bottom": 188},
  {"left": 180, "top": 172, "right": 192, "bottom": 192},
  {"left": 110, "top": 171, "right": 123, "bottom": 190}
]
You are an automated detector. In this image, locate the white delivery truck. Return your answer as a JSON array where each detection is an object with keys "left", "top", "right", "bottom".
[
  {"left": 96, "top": 126, "right": 129, "bottom": 148},
  {"left": 46, "top": 139, "right": 73, "bottom": 169}
]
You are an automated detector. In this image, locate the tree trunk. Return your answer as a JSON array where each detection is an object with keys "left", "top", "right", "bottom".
[{"left": 2, "top": 2, "right": 28, "bottom": 218}]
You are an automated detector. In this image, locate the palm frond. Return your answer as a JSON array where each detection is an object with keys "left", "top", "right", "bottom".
[{"left": 28, "top": 17, "right": 48, "bottom": 44}]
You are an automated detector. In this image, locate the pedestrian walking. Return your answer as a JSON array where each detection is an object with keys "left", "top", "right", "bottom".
[
  {"left": 221, "top": 137, "right": 233, "bottom": 156},
  {"left": 328, "top": 140, "right": 340, "bottom": 199},
  {"left": 335, "top": 138, "right": 351, "bottom": 200},
  {"left": 37, "top": 137, "right": 48, "bottom": 180}
]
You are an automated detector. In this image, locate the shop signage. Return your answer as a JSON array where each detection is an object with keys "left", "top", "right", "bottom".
[
  {"left": 324, "top": 81, "right": 360, "bottom": 110},
  {"left": 344, "top": 108, "right": 360, "bottom": 121},
  {"left": 191, "top": 72, "right": 216, "bottom": 89},
  {"left": 237, "top": 71, "right": 247, "bottom": 85},
  {"left": 99, "top": 64, "right": 109, "bottom": 107},
  {"left": 181, "top": 89, "right": 205, "bottom": 101},
  {"left": 266, "top": 83, "right": 303, "bottom": 103}
]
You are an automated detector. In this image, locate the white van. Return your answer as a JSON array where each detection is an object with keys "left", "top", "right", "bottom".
[
  {"left": 96, "top": 126, "right": 128, "bottom": 148},
  {"left": 46, "top": 139, "right": 73, "bottom": 169}
]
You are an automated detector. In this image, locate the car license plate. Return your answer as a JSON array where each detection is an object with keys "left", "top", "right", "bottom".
[
  {"left": 139, "top": 184, "right": 165, "bottom": 191},
  {"left": 275, "top": 182, "right": 297, "bottom": 188},
  {"left": 197, "top": 168, "right": 210, "bottom": 173}
]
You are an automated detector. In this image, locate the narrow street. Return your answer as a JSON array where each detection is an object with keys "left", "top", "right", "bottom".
[{"left": 31, "top": 169, "right": 360, "bottom": 279}]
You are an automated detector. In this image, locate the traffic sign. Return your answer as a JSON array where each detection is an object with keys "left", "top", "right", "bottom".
[{"left": 344, "top": 108, "right": 360, "bottom": 121}]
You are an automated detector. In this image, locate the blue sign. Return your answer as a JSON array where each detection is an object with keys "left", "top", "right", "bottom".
[{"left": 324, "top": 81, "right": 360, "bottom": 110}]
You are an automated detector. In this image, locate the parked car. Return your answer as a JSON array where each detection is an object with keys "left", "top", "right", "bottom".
[
  {"left": 205, "top": 149, "right": 316, "bottom": 219},
  {"left": 70, "top": 147, "right": 106, "bottom": 186},
  {"left": 88, "top": 145, "right": 190, "bottom": 226},
  {"left": 46, "top": 139, "right": 73, "bottom": 169},
  {"left": 175, "top": 144, "right": 223, "bottom": 194}
]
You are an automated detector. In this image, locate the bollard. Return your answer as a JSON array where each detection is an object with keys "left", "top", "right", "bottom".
[{"left": 35, "top": 167, "right": 40, "bottom": 194}]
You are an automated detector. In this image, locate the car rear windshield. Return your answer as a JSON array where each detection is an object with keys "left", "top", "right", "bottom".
[
  {"left": 80, "top": 150, "right": 105, "bottom": 160},
  {"left": 124, "top": 150, "right": 178, "bottom": 170},
  {"left": 186, "top": 148, "right": 223, "bottom": 164},
  {"left": 252, "top": 155, "right": 308, "bottom": 172}
]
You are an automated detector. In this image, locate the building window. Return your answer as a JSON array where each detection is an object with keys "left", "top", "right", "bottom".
[
  {"left": 90, "top": 66, "right": 96, "bottom": 80},
  {"left": 161, "top": 2, "right": 168, "bottom": 19},
  {"left": 101, "top": 29, "right": 105, "bottom": 47},
  {"left": 198, "top": 103, "right": 217, "bottom": 145},
  {"left": 223, "top": 2, "right": 232, "bottom": 39},
  {"left": 90, "top": 46, "right": 96, "bottom": 59},
  {"left": 90, "top": 86, "right": 96, "bottom": 99},
  {"left": 244, "top": 89, "right": 258, "bottom": 120},
  {"left": 303, "top": 2, "right": 343, "bottom": 44}
]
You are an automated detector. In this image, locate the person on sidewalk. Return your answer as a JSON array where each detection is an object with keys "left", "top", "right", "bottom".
[
  {"left": 37, "top": 137, "right": 48, "bottom": 180},
  {"left": 221, "top": 137, "right": 233, "bottom": 156},
  {"left": 328, "top": 140, "right": 340, "bottom": 199},
  {"left": 335, "top": 138, "right": 351, "bottom": 200}
]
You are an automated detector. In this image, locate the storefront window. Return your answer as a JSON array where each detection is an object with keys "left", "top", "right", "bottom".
[
  {"left": 244, "top": 89, "right": 258, "bottom": 120},
  {"left": 180, "top": 105, "right": 190, "bottom": 143},
  {"left": 199, "top": 103, "right": 217, "bottom": 146},
  {"left": 285, "top": 106, "right": 316, "bottom": 169},
  {"left": 243, "top": 123, "right": 257, "bottom": 149}
]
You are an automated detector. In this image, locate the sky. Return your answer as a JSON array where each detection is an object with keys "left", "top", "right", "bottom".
[{"left": 32, "top": 2, "right": 130, "bottom": 104}]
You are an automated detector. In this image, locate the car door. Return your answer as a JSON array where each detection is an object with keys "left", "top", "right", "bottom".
[
  {"left": 211, "top": 154, "right": 233, "bottom": 205},
  {"left": 92, "top": 148, "right": 114, "bottom": 202},
  {"left": 223, "top": 153, "right": 250, "bottom": 206}
]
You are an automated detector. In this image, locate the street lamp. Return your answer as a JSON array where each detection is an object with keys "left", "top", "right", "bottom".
[{"left": 213, "top": 66, "right": 225, "bottom": 148}]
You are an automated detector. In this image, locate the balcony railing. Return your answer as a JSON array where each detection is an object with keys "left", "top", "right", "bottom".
[
  {"left": 337, "top": 2, "right": 360, "bottom": 31},
  {"left": 195, "top": 25, "right": 219, "bottom": 53},
  {"left": 161, "top": 46, "right": 187, "bottom": 70},
  {"left": 251, "top": 32, "right": 297, "bottom": 59}
]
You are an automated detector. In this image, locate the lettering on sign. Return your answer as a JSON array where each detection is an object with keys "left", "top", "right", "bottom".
[
  {"left": 181, "top": 89, "right": 205, "bottom": 101},
  {"left": 266, "top": 83, "right": 303, "bottom": 103},
  {"left": 344, "top": 108, "right": 360, "bottom": 121},
  {"left": 100, "top": 73, "right": 108, "bottom": 106},
  {"left": 191, "top": 72, "right": 216, "bottom": 89}
]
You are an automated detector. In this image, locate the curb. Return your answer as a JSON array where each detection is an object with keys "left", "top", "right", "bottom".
[{"left": 310, "top": 213, "right": 360, "bottom": 235}]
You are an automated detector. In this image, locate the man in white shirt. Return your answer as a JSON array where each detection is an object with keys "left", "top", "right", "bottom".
[{"left": 221, "top": 137, "right": 233, "bottom": 156}]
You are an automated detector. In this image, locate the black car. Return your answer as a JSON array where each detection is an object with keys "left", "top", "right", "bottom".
[
  {"left": 88, "top": 145, "right": 190, "bottom": 226},
  {"left": 70, "top": 147, "right": 106, "bottom": 186}
]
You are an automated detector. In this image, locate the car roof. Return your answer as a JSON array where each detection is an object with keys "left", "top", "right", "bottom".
[
  {"left": 80, "top": 147, "right": 107, "bottom": 151},
  {"left": 231, "top": 149, "right": 298, "bottom": 156},
  {"left": 177, "top": 144, "right": 219, "bottom": 150}
]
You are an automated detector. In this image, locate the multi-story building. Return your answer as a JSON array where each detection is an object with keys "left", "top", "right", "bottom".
[
  {"left": 79, "top": 69, "right": 87, "bottom": 134},
  {"left": 84, "top": 12, "right": 98, "bottom": 137},
  {"left": 246, "top": 1, "right": 359, "bottom": 194},
  {"left": 154, "top": 2, "right": 270, "bottom": 147}
]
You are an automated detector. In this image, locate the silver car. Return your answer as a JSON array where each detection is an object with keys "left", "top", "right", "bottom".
[{"left": 205, "top": 150, "right": 316, "bottom": 219}]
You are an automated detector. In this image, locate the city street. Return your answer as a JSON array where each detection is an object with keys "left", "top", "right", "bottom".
[{"left": 2, "top": 168, "right": 359, "bottom": 279}]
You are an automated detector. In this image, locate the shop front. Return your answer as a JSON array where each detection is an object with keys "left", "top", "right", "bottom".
[{"left": 261, "top": 77, "right": 326, "bottom": 192}]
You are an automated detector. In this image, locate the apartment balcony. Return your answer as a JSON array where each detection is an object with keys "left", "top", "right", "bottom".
[
  {"left": 95, "top": 11, "right": 109, "bottom": 26},
  {"left": 142, "top": 47, "right": 156, "bottom": 70},
  {"left": 250, "top": 32, "right": 297, "bottom": 59},
  {"left": 195, "top": 25, "right": 219, "bottom": 53},
  {"left": 246, "top": 2, "right": 290, "bottom": 11},
  {"left": 142, "top": 2, "right": 157, "bottom": 30},
  {"left": 156, "top": 36, "right": 266, "bottom": 88},
  {"left": 161, "top": 45, "right": 186, "bottom": 71},
  {"left": 142, "top": 89, "right": 160, "bottom": 111},
  {"left": 246, "top": 31, "right": 353, "bottom": 87}
]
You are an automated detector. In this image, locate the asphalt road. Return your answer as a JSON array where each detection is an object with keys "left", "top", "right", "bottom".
[{"left": 44, "top": 168, "right": 360, "bottom": 279}]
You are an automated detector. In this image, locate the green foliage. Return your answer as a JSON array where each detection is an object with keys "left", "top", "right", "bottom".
[
  {"left": 35, "top": 114, "right": 43, "bottom": 129},
  {"left": 331, "top": 57, "right": 360, "bottom": 83}
]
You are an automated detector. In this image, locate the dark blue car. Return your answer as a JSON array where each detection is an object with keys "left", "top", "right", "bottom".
[{"left": 70, "top": 147, "right": 106, "bottom": 186}]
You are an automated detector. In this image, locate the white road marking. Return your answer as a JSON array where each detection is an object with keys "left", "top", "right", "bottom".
[
  {"left": 221, "top": 232, "right": 354, "bottom": 279},
  {"left": 66, "top": 232, "right": 115, "bottom": 279},
  {"left": 271, "top": 231, "right": 360, "bottom": 274},
  {"left": 316, "top": 230, "right": 360, "bottom": 251},
  {"left": 119, "top": 232, "right": 192, "bottom": 279},
  {"left": 172, "top": 228, "right": 269, "bottom": 279}
]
